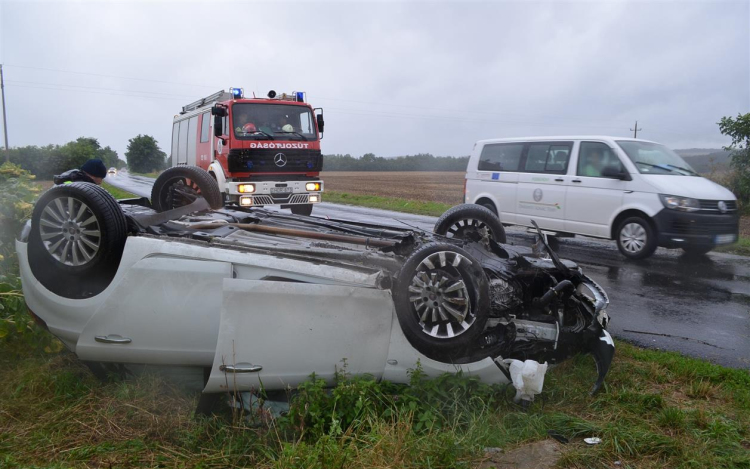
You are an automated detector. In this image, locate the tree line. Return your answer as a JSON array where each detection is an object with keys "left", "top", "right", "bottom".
[
  {"left": 4, "top": 135, "right": 167, "bottom": 179},
  {"left": 322, "top": 153, "right": 469, "bottom": 171}
]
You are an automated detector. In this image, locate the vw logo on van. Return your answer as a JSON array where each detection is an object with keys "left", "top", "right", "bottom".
[
  {"left": 533, "top": 188, "right": 543, "bottom": 202},
  {"left": 274, "top": 153, "right": 287, "bottom": 167},
  {"left": 718, "top": 201, "right": 728, "bottom": 213}
]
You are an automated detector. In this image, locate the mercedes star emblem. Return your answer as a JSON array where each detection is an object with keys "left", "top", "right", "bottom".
[
  {"left": 718, "top": 201, "right": 727, "bottom": 213},
  {"left": 274, "top": 153, "right": 287, "bottom": 167}
]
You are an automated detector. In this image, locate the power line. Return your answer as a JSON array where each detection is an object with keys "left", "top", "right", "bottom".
[
  {"left": 4, "top": 64, "right": 218, "bottom": 90},
  {"left": 4, "top": 83, "right": 191, "bottom": 102},
  {"left": 1, "top": 65, "right": 9, "bottom": 158},
  {"left": 5, "top": 79, "right": 198, "bottom": 100}
]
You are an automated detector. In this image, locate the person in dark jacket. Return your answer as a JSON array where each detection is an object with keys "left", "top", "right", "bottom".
[{"left": 53, "top": 159, "right": 108, "bottom": 185}]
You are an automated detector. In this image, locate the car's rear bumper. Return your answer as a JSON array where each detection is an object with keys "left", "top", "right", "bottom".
[{"left": 653, "top": 208, "right": 739, "bottom": 248}]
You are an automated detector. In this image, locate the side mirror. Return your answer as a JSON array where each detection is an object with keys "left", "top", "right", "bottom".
[
  {"left": 602, "top": 166, "right": 631, "bottom": 180},
  {"left": 213, "top": 115, "right": 223, "bottom": 138},
  {"left": 316, "top": 114, "right": 325, "bottom": 133},
  {"left": 211, "top": 105, "right": 227, "bottom": 117}
]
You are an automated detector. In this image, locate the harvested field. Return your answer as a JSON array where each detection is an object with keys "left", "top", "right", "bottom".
[{"left": 321, "top": 171, "right": 465, "bottom": 205}]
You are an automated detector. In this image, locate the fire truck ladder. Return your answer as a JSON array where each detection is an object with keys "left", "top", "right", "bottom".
[{"left": 182, "top": 90, "right": 233, "bottom": 114}]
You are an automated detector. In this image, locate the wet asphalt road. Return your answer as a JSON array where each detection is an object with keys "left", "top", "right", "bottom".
[{"left": 109, "top": 171, "right": 750, "bottom": 369}]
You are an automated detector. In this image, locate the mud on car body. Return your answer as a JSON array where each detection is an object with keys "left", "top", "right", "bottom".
[{"left": 16, "top": 167, "right": 614, "bottom": 398}]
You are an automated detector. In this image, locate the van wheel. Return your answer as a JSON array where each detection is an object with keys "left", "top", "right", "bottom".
[
  {"left": 616, "top": 216, "right": 657, "bottom": 259},
  {"left": 393, "top": 243, "right": 489, "bottom": 361},
  {"left": 151, "top": 166, "right": 223, "bottom": 212},
  {"left": 290, "top": 204, "right": 313, "bottom": 216},
  {"left": 28, "top": 183, "right": 127, "bottom": 299},
  {"left": 434, "top": 204, "right": 507, "bottom": 243}
]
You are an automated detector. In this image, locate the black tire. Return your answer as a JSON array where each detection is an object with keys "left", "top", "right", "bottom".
[
  {"left": 28, "top": 182, "right": 127, "bottom": 299},
  {"left": 616, "top": 216, "right": 657, "bottom": 260},
  {"left": 151, "top": 166, "right": 223, "bottom": 212},
  {"left": 547, "top": 236, "right": 560, "bottom": 252},
  {"left": 393, "top": 243, "right": 489, "bottom": 361},
  {"left": 434, "top": 204, "right": 507, "bottom": 244},
  {"left": 290, "top": 204, "right": 313, "bottom": 216},
  {"left": 479, "top": 201, "right": 497, "bottom": 215},
  {"left": 682, "top": 245, "right": 713, "bottom": 256}
]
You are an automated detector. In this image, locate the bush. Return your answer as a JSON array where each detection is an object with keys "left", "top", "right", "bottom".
[{"left": 0, "top": 163, "right": 61, "bottom": 353}]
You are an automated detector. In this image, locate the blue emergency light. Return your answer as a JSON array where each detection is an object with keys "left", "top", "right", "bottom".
[
  {"left": 296, "top": 91, "right": 304, "bottom": 102},
  {"left": 231, "top": 88, "right": 244, "bottom": 98}
]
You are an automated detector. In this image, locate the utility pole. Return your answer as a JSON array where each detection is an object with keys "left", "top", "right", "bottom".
[
  {"left": 630, "top": 120, "right": 642, "bottom": 139},
  {"left": 1, "top": 64, "right": 8, "bottom": 161}
]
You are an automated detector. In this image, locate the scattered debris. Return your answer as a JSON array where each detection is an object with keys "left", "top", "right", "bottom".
[
  {"left": 505, "top": 359, "right": 548, "bottom": 405},
  {"left": 584, "top": 437, "right": 602, "bottom": 445},
  {"left": 547, "top": 430, "right": 569, "bottom": 444}
]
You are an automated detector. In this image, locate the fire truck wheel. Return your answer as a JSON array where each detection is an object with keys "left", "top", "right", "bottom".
[
  {"left": 151, "top": 166, "right": 223, "bottom": 212},
  {"left": 28, "top": 182, "right": 128, "bottom": 299},
  {"left": 433, "top": 204, "right": 507, "bottom": 244},
  {"left": 290, "top": 204, "right": 313, "bottom": 216},
  {"left": 393, "top": 243, "right": 489, "bottom": 361}
]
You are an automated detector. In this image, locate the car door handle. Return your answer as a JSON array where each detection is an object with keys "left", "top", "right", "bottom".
[
  {"left": 220, "top": 363, "right": 263, "bottom": 373},
  {"left": 554, "top": 178, "right": 564, "bottom": 182},
  {"left": 572, "top": 179, "right": 582, "bottom": 183},
  {"left": 94, "top": 334, "right": 132, "bottom": 344}
]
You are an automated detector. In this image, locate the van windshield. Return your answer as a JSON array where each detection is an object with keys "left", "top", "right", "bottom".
[
  {"left": 616, "top": 141, "right": 697, "bottom": 176},
  {"left": 232, "top": 103, "right": 317, "bottom": 141}
]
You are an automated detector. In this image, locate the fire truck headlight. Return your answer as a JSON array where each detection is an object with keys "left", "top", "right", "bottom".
[
  {"left": 238, "top": 184, "right": 255, "bottom": 193},
  {"left": 305, "top": 182, "right": 321, "bottom": 191},
  {"left": 239, "top": 196, "right": 253, "bottom": 207},
  {"left": 309, "top": 195, "right": 320, "bottom": 203}
]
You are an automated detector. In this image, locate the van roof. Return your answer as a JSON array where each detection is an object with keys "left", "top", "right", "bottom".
[{"left": 475, "top": 136, "right": 658, "bottom": 145}]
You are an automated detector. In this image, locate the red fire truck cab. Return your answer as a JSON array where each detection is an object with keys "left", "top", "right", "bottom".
[{"left": 170, "top": 88, "right": 324, "bottom": 215}]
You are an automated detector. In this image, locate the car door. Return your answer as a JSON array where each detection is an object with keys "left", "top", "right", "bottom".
[
  {"left": 565, "top": 141, "right": 629, "bottom": 237},
  {"left": 469, "top": 142, "right": 525, "bottom": 223},
  {"left": 203, "top": 279, "right": 394, "bottom": 392},
  {"left": 76, "top": 257, "right": 233, "bottom": 366},
  {"left": 515, "top": 141, "right": 573, "bottom": 231}
]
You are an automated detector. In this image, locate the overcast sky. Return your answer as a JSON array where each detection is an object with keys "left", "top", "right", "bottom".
[{"left": 1, "top": 0, "right": 748, "bottom": 160}]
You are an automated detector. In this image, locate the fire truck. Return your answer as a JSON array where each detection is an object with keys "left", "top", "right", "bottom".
[{"left": 170, "top": 88, "right": 324, "bottom": 215}]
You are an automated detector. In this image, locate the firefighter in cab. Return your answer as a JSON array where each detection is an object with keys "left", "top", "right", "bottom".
[{"left": 53, "top": 159, "right": 108, "bottom": 186}]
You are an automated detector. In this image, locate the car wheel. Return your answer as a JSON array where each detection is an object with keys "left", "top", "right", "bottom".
[
  {"left": 27, "top": 182, "right": 127, "bottom": 299},
  {"left": 433, "top": 204, "right": 507, "bottom": 243},
  {"left": 393, "top": 243, "right": 489, "bottom": 361},
  {"left": 290, "top": 204, "right": 313, "bottom": 216},
  {"left": 151, "top": 166, "right": 223, "bottom": 212},
  {"left": 682, "top": 245, "right": 713, "bottom": 256},
  {"left": 616, "top": 216, "right": 657, "bottom": 259}
]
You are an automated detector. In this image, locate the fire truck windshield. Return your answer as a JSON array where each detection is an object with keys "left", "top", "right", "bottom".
[{"left": 233, "top": 103, "right": 317, "bottom": 141}]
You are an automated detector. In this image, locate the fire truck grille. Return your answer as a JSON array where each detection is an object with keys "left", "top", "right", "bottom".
[{"left": 228, "top": 149, "right": 323, "bottom": 173}]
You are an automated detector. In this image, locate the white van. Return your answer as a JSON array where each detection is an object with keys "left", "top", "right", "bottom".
[{"left": 464, "top": 136, "right": 739, "bottom": 259}]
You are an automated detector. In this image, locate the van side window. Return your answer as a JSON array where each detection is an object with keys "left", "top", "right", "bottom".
[
  {"left": 523, "top": 143, "right": 572, "bottom": 173},
  {"left": 578, "top": 142, "right": 624, "bottom": 178},
  {"left": 478, "top": 143, "right": 524, "bottom": 171}
]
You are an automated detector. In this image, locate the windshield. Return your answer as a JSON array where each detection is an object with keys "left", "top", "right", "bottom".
[
  {"left": 616, "top": 141, "right": 697, "bottom": 176},
  {"left": 232, "top": 103, "right": 317, "bottom": 141}
]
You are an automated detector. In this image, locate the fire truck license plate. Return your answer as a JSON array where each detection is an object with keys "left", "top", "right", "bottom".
[{"left": 270, "top": 187, "right": 294, "bottom": 194}]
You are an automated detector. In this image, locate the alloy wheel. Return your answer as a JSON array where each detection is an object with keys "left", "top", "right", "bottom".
[
  {"left": 39, "top": 196, "right": 101, "bottom": 266},
  {"left": 407, "top": 251, "right": 476, "bottom": 339}
]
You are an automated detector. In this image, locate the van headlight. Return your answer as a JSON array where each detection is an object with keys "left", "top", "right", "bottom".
[{"left": 659, "top": 194, "right": 700, "bottom": 212}]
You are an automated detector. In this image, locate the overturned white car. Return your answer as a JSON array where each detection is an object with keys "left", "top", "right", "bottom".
[{"left": 17, "top": 167, "right": 614, "bottom": 403}]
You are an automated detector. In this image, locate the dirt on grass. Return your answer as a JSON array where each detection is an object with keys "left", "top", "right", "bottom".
[{"left": 321, "top": 171, "right": 465, "bottom": 205}]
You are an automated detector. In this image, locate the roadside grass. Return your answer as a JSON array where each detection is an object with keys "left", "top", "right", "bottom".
[
  {"left": 324, "top": 190, "right": 453, "bottom": 217},
  {"left": 1, "top": 341, "right": 748, "bottom": 468},
  {"left": 130, "top": 170, "right": 162, "bottom": 178},
  {"left": 101, "top": 182, "right": 138, "bottom": 200},
  {"left": 715, "top": 236, "right": 750, "bottom": 256}
]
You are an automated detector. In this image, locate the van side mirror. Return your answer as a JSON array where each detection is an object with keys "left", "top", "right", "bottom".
[
  {"left": 602, "top": 166, "right": 631, "bottom": 180},
  {"left": 316, "top": 114, "right": 325, "bottom": 133},
  {"left": 213, "top": 115, "right": 223, "bottom": 138}
]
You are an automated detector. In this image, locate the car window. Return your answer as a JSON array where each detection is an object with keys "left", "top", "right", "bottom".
[
  {"left": 577, "top": 141, "right": 624, "bottom": 178},
  {"left": 523, "top": 143, "right": 572, "bottom": 173},
  {"left": 477, "top": 143, "right": 524, "bottom": 171}
]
